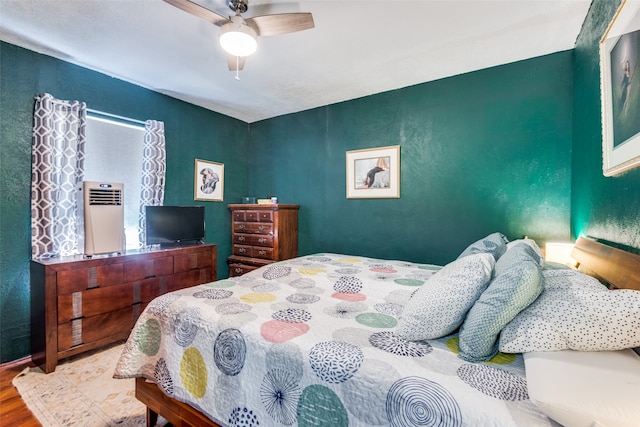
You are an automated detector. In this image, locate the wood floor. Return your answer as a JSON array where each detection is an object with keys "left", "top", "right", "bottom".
[{"left": 0, "top": 357, "right": 40, "bottom": 426}]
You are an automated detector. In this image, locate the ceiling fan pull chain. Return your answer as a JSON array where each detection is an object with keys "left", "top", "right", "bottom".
[{"left": 235, "top": 56, "right": 240, "bottom": 81}]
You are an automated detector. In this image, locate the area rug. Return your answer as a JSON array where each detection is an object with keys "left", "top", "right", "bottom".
[{"left": 12, "top": 343, "right": 165, "bottom": 427}]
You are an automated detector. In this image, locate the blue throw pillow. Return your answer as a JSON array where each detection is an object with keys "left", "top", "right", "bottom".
[
  {"left": 458, "top": 242, "right": 544, "bottom": 362},
  {"left": 505, "top": 238, "right": 544, "bottom": 266},
  {"left": 457, "top": 232, "right": 509, "bottom": 261}
]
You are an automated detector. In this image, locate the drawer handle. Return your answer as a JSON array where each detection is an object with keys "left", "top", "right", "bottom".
[
  {"left": 258, "top": 250, "right": 266, "bottom": 256},
  {"left": 258, "top": 238, "right": 266, "bottom": 244},
  {"left": 239, "top": 248, "right": 246, "bottom": 253},
  {"left": 238, "top": 236, "right": 246, "bottom": 242},
  {"left": 235, "top": 268, "right": 243, "bottom": 274},
  {"left": 238, "top": 225, "right": 245, "bottom": 229},
  {"left": 259, "top": 225, "right": 266, "bottom": 231}
]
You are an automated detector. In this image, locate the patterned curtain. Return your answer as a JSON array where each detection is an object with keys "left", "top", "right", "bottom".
[
  {"left": 137, "top": 120, "right": 166, "bottom": 246},
  {"left": 31, "top": 93, "right": 87, "bottom": 258}
]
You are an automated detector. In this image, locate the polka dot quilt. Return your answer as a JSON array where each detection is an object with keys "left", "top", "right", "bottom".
[{"left": 114, "top": 253, "right": 558, "bottom": 427}]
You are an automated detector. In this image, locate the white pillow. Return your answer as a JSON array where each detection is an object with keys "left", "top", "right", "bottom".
[
  {"left": 499, "top": 270, "right": 640, "bottom": 352},
  {"left": 524, "top": 349, "right": 640, "bottom": 427},
  {"left": 396, "top": 253, "right": 494, "bottom": 340}
]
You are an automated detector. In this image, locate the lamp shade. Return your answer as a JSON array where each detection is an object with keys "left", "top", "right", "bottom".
[
  {"left": 220, "top": 18, "right": 257, "bottom": 57},
  {"left": 545, "top": 242, "right": 576, "bottom": 266}
]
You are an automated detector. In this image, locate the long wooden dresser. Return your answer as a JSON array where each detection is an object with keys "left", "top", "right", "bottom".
[
  {"left": 30, "top": 244, "right": 217, "bottom": 373},
  {"left": 227, "top": 204, "right": 299, "bottom": 276}
]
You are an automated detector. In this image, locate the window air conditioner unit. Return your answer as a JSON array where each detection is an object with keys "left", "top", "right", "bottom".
[{"left": 82, "top": 181, "right": 124, "bottom": 256}]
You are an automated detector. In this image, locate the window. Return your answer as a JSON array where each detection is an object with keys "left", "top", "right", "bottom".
[
  {"left": 84, "top": 115, "right": 145, "bottom": 249},
  {"left": 31, "top": 93, "right": 165, "bottom": 259}
]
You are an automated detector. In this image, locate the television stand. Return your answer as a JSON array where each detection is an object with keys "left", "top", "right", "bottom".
[
  {"left": 154, "top": 240, "right": 205, "bottom": 250},
  {"left": 30, "top": 244, "right": 217, "bottom": 373}
]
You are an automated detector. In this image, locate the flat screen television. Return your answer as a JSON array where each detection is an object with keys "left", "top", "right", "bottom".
[{"left": 145, "top": 205, "right": 205, "bottom": 247}]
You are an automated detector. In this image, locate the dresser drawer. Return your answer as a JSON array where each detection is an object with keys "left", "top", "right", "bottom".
[
  {"left": 57, "top": 283, "right": 134, "bottom": 324},
  {"left": 234, "top": 222, "right": 273, "bottom": 234},
  {"left": 124, "top": 256, "right": 173, "bottom": 281},
  {"left": 139, "top": 277, "right": 162, "bottom": 303},
  {"left": 252, "top": 247, "right": 274, "bottom": 260},
  {"left": 57, "top": 306, "right": 135, "bottom": 351},
  {"left": 258, "top": 210, "right": 274, "bottom": 222},
  {"left": 233, "top": 233, "right": 273, "bottom": 247},
  {"left": 57, "top": 264, "right": 124, "bottom": 294},
  {"left": 233, "top": 244, "right": 274, "bottom": 259},
  {"left": 174, "top": 250, "right": 213, "bottom": 273},
  {"left": 228, "top": 263, "right": 260, "bottom": 277},
  {"left": 233, "top": 244, "right": 252, "bottom": 257},
  {"left": 245, "top": 210, "right": 259, "bottom": 222},
  {"left": 168, "top": 269, "right": 213, "bottom": 292},
  {"left": 233, "top": 210, "right": 246, "bottom": 221}
]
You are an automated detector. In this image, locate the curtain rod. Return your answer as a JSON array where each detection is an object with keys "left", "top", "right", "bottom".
[{"left": 86, "top": 108, "right": 146, "bottom": 126}]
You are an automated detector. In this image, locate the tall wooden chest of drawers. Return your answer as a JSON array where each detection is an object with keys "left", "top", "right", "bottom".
[
  {"left": 30, "top": 244, "right": 217, "bottom": 373},
  {"left": 227, "top": 204, "right": 299, "bottom": 276}
]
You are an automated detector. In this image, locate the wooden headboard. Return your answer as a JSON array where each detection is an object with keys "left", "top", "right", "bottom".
[{"left": 571, "top": 237, "right": 640, "bottom": 291}]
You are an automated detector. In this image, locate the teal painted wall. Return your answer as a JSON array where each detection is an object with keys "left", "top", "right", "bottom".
[
  {"left": 0, "top": 39, "right": 579, "bottom": 364},
  {"left": 572, "top": 0, "right": 640, "bottom": 252},
  {"left": 249, "top": 52, "right": 574, "bottom": 265},
  {"left": 0, "top": 42, "right": 248, "bottom": 363}
]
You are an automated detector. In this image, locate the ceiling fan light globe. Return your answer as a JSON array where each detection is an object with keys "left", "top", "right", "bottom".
[{"left": 220, "top": 23, "right": 257, "bottom": 57}]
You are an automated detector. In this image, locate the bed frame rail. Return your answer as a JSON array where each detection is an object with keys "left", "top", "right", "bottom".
[{"left": 135, "top": 377, "right": 221, "bottom": 427}]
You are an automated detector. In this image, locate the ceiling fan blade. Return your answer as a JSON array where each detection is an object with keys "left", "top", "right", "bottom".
[
  {"left": 163, "top": 0, "right": 228, "bottom": 26},
  {"left": 247, "top": 13, "right": 314, "bottom": 37},
  {"left": 227, "top": 54, "right": 246, "bottom": 71},
  {"left": 245, "top": 2, "right": 301, "bottom": 16}
]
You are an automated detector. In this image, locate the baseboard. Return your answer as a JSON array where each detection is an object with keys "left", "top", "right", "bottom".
[{"left": 0, "top": 354, "right": 33, "bottom": 371}]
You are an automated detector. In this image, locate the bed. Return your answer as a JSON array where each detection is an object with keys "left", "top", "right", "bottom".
[{"left": 114, "top": 236, "right": 640, "bottom": 427}]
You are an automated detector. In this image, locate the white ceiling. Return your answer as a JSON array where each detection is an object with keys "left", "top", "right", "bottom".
[{"left": 0, "top": 0, "right": 592, "bottom": 123}]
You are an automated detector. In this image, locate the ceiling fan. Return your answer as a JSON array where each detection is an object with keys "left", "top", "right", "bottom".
[{"left": 163, "top": 0, "right": 314, "bottom": 73}]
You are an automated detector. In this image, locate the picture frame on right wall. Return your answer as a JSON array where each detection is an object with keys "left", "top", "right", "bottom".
[
  {"left": 600, "top": 0, "right": 640, "bottom": 176},
  {"left": 346, "top": 145, "right": 400, "bottom": 199}
]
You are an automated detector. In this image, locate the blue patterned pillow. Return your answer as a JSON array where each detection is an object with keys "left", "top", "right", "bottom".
[
  {"left": 457, "top": 232, "right": 508, "bottom": 261},
  {"left": 458, "top": 242, "right": 544, "bottom": 362},
  {"left": 505, "top": 238, "right": 544, "bottom": 266},
  {"left": 396, "top": 253, "right": 495, "bottom": 340}
]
